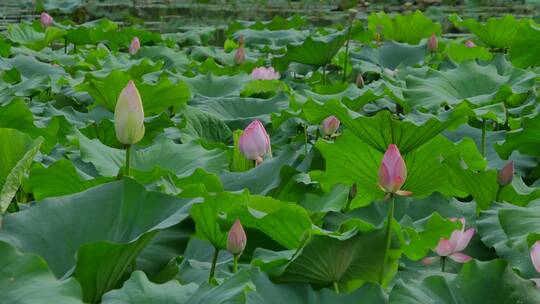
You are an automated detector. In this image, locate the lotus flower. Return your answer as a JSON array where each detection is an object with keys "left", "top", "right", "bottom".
[
  {"left": 356, "top": 73, "right": 364, "bottom": 88},
  {"left": 530, "top": 241, "right": 540, "bottom": 288},
  {"left": 40, "top": 12, "right": 53, "bottom": 28},
  {"left": 234, "top": 36, "right": 245, "bottom": 65},
  {"left": 251, "top": 67, "right": 280, "bottom": 80},
  {"left": 423, "top": 218, "right": 474, "bottom": 265},
  {"left": 498, "top": 161, "right": 514, "bottom": 186},
  {"left": 322, "top": 116, "right": 340, "bottom": 137},
  {"left": 238, "top": 120, "right": 270, "bottom": 165},
  {"left": 378, "top": 144, "right": 411, "bottom": 196},
  {"left": 465, "top": 40, "right": 476, "bottom": 48},
  {"left": 227, "top": 219, "right": 247, "bottom": 256},
  {"left": 129, "top": 37, "right": 140, "bottom": 55},
  {"left": 428, "top": 33, "right": 438, "bottom": 53},
  {"left": 114, "top": 81, "right": 145, "bottom": 145}
]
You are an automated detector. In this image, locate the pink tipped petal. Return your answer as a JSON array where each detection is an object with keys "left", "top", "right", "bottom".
[
  {"left": 531, "top": 278, "right": 540, "bottom": 289},
  {"left": 322, "top": 116, "right": 340, "bottom": 136},
  {"left": 428, "top": 34, "right": 438, "bottom": 52},
  {"left": 129, "top": 37, "right": 140, "bottom": 55},
  {"left": 227, "top": 219, "right": 247, "bottom": 256},
  {"left": 40, "top": 12, "right": 53, "bottom": 28},
  {"left": 378, "top": 163, "right": 392, "bottom": 192},
  {"left": 465, "top": 40, "right": 476, "bottom": 48},
  {"left": 454, "top": 228, "right": 475, "bottom": 252},
  {"left": 435, "top": 239, "right": 454, "bottom": 256},
  {"left": 395, "top": 190, "right": 413, "bottom": 196},
  {"left": 421, "top": 256, "right": 438, "bottom": 265},
  {"left": 530, "top": 241, "right": 540, "bottom": 273},
  {"left": 235, "top": 47, "right": 245, "bottom": 64},
  {"left": 379, "top": 144, "right": 407, "bottom": 194},
  {"left": 449, "top": 252, "right": 472, "bottom": 263},
  {"left": 238, "top": 120, "right": 271, "bottom": 161}
]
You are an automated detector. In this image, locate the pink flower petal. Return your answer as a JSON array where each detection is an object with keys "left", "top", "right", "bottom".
[
  {"left": 448, "top": 252, "right": 472, "bottom": 263},
  {"left": 454, "top": 228, "right": 475, "bottom": 252},
  {"left": 530, "top": 241, "right": 540, "bottom": 273},
  {"left": 421, "top": 256, "right": 439, "bottom": 265},
  {"left": 435, "top": 239, "right": 454, "bottom": 256}
]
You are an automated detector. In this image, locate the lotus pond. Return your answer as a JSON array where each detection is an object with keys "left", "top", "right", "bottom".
[{"left": 0, "top": 7, "right": 540, "bottom": 304}]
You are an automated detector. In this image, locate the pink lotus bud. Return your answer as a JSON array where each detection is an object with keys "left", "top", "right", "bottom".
[
  {"left": 238, "top": 120, "right": 270, "bottom": 165},
  {"left": 227, "top": 219, "right": 247, "bottom": 256},
  {"left": 114, "top": 80, "right": 145, "bottom": 145},
  {"left": 498, "top": 161, "right": 514, "bottom": 186},
  {"left": 234, "top": 46, "right": 245, "bottom": 65},
  {"left": 129, "top": 37, "right": 140, "bottom": 55},
  {"left": 433, "top": 218, "right": 474, "bottom": 263},
  {"left": 465, "top": 40, "right": 476, "bottom": 48},
  {"left": 40, "top": 12, "right": 53, "bottom": 28},
  {"left": 349, "top": 183, "right": 357, "bottom": 200},
  {"left": 428, "top": 33, "right": 438, "bottom": 53},
  {"left": 322, "top": 116, "right": 340, "bottom": 136},
  {"left": 378, "top": 144, "right": 410, "bottom": 195},
  {"left": 251, "top": 67, "right": 280, "bottom": 80},
  {"left": 356, "top": 74, "right": 364, "bottom": 88},
  {"left": 531, "top": 241, "right": 540, "bottom": 274}
]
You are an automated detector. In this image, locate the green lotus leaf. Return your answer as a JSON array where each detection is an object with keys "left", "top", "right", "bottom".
[
  {"left": 446, "top": 42, "right": 493, "bottom": 63},
  {"left": 509, "top": 21, "right": 540, "bottom": 68},
  {"left": 389, "top": 259, "right": 540, "bottom": 303},
  {"left": 0, "top": 240, "right": 83, "bottom": 303},
  {"left": 368, "top": 11, "right": 441, "bottom": 44}
]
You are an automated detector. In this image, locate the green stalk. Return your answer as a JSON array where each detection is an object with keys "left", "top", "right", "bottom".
[
  {"left": 232, "top": 255, "right": 239, "bottom": 273},
  {"left": 333, "top": 281, "right": 339, "bottom": 294},
  {"left": 125, "top": 145, "right": 132, "bottom": 177},
  {"left": 342, "top": 25, "right": 353, "bottom": 82},
  {"left": 441, "top": 256, "right": 446, "bottom": 272},
  {"left": 208, "top": 247, "right": 219, "bottom": 283},
  {"left": 481, "top": 118, "right": 487, "bottom": 157},
  {"left": 322, "top": 65, "right": 326, "bottom": 85},
  {"left": 496, "top": 185, "right": 502, "bottom": 202},
  {"left": 379, "top": 194, "right": 395, "bottom": 285},
  {"left": 304, "top": 124, "right": 308, "bottom": 156}
]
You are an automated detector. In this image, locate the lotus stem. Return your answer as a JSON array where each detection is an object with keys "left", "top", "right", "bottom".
[
  {"left": 333, "top": 281, "right": 339, "bottom": 294},
  {"left": 208, "top": 247, "right": 219, "bottom": 283},
  {"left": 125, "top": 145, "right": 132, "bottom": 177},
  {"left": 342, "top": 25, "right": 353, "bottom": 82},
  {"left": 441, "top": 256, "right": 446, "bottom": 272},
  {"left": 379, "top": 194, "right": 395, "bottom": 285},
  {"left": 496, "top": 185, "right": 502, "bottom": 202},
  {"left": 322, "top": 65, "right": 326, "bottom": 85},
  {"left": 232, "top": 254, "right": 239, "bottom": 273},
  {"left": 481, "top": 118, "right": 487, "bottom": 157},
  {"left": 304, "top": 124, "right": 308, "bottom": 156}
]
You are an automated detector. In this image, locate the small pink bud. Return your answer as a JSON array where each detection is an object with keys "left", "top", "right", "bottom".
[
  {"left": 356, "top": 74, "right": 364, "bottom": 88},
  {"left": 227, "top": 219, "right": 247, "bottom": 256},
  {"left": 129, "top": 37, "right": 140, "bottom": 55},
  {"left": 498, "top": 161, "right": 514, "bottom": 186},
  {"left": 251, "top": 67, "right": 280, "bottom": 80},
  {"left": 40, "top": 12, "right": 53, "bottom": 28},
  {"left": 322, "top": 116, "right": 340, "bottom": 137},
  {"left": 349, "top": 183, "right": 357, "bottom": 200},
  {"left": 465, "top": 40, "right": 476, "bottom": 48},
  {"left": 431, "top": 218, "right": 474, "bottom": 263},
  {"left": 531, "top": 241, "right": 540, "bottom": 274},
  {"left": 378, "top": 144, "right": 408, "bottom": 194},
  {"left": 234, "top": 47, "right": 245, "bottom": 65},
  {"left": 114, "top": 80, "right": 145, "bottom": 145},
  {"left": 238, "top": 120, "right": 270, "bottom": 165},
  {"left": 428, "top": 33, "right": 438, "bottom": 53}
]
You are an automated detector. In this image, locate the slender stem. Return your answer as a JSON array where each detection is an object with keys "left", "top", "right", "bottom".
[
  {"left": 441, "top": 256, "right": 446, "bottom": 272},
  {"left": 125, "top": 145, "right": 132, "bottom": 177},
  {"left": 379, "top": 195, "right": 395, "bottom": 285},
  {"left": 344, "top": 199, "right": 352, "bottom": 213},
  {"left": 64, "top": 37, "right": 67, "bottom": 54},
  {"left": 208, "top": 247, "right": 219, "bottom": 283},
  {"left": 232, "top": 255, "right": 239, "bottom": 273},
  {"left": 342, "top": 25, "right": 352, "bottom": 82},
  {"left": 333, "top": 281, "right": 340, "bottom": 294},
  {"left": 322, "top": 65, "right": 326, "bottom": 85},
  {"left": 496, "top": 185, "right": 502, "bottom": 202},
  {"left": 304, "top": 124, "right": 308, "bottom": 155},
  {"left": 481, "top": 118, "right": 487, "bottom": 157}
]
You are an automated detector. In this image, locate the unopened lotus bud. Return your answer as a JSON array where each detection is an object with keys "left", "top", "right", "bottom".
[
  {"left": 379, "top": 144, "right": 411, "bottom": 196},
  {"left": 238, "top": 120, "right": 270, "bottom": 165},
  {"left": 129, "top": 37, "right": 140, "bottom": 55},
  {"left": 349, "top": 183, "right": 357, "bottom": 200},
  {"left": 322, "top": 116, "right": 340, "bottom": 136},
  {"left": 356, "top": 73, "right": 364, "bottom": 88},
  {"left": 428, "top": 34, "right": 438, "bottom": 53},
  {"left": 348, "top": 9, "right": 358, "bottom": 23},
  {"left": 114, "top": 80, "right": 145, "bottom": 145},
  {"left": 465, "top": 40, "right": 476, "bottom": 48},
  {"left": 227, "top": 219, "right": 247, "bottom": 256},
  {"left": 498, "top": 161, "right": 514, "bottom": 186},
  {"left": 40, "top": 12, "right": 53, "bottom": 28}
]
